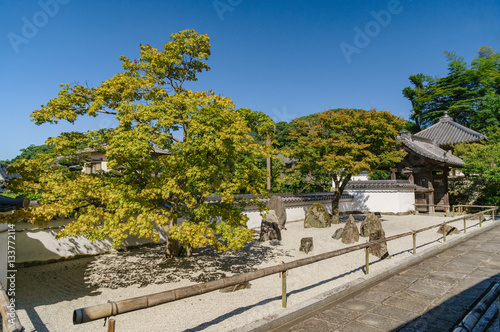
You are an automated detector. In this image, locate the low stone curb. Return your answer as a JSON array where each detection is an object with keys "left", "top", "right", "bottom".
[{"left": 233, "top": 219, "right": 500, "bottom": 332}]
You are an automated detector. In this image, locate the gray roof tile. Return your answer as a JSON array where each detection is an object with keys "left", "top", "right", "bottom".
[
  {"left": 414, "top": 112, "right": 487, "bottom": 147},
  {"left": 399, "top": 133, "right": 465, "bottom": 167}
]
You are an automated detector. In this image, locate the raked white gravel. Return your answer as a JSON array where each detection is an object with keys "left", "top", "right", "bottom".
[{"left": 15, "top": 214, "right": 489, "bottom": 332}]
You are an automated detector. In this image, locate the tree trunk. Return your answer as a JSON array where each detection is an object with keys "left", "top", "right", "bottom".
[
  {"left": 331, "top": 174, "right": 351, "bottom": 224},
  {"left": 162, "top": 220, "right": 183, "bottom": 259},
  {"left": 331, "top": 189, "right": 341, "bottom": 224}
]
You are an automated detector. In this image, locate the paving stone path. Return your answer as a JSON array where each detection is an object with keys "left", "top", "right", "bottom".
[{"left": 275, "top": 223, "right": 500, "bottom": 332}]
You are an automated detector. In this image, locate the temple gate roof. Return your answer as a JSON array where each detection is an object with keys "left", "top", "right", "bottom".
[{"left": 414, "top": 112, "right": 487, "bottom": 148}]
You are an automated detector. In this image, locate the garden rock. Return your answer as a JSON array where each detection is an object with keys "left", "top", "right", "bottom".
[
  {"left": 268, "top": 195, "right": 287, "bottom": 230},
  {"left": 259, "top": 211, "right": 281, "bottom": 242},
  {"left": 304, "top": 203, "right": 331, "bottom": 228},
  {"left": 369, "top": 229, "right": 391, "bottom": 259},
  {"left": 299, "top": 237, "right": 313, "bottom": 254},
  {"left": 332, "top": 228, "right": 343, "bottom": 240},
  {"left": 341, "top": 215, "right": 359, "bottom": 244},
  {"left": 360, "top": 213, "right": 383, "bottom": 237},
  {"left": 437, "top": 224, "right": 459, "bottom": 236}
]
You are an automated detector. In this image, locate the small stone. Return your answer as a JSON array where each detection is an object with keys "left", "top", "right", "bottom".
[
  {"left": 299, "top": 237, "right": 314, "bottom": 254},
  {"left": 304, "top": 203, "right": 331, "bottom": 228},
  {"left": 332, "top": 228, "right": 344, "bottom": 240},
  {"left": 342, "top": 215, "right": 359, "bottom": 244},
  {"left": 437, "top": 224, "right": 459, "bottom": 236}
]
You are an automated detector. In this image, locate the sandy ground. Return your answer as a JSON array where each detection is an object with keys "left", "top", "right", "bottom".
[{"left": 14, "top": 213, "right": 492, "bottom": 332}]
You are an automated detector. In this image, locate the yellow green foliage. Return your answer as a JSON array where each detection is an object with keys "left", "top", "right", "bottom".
[
  {"left": 3, "top": 30, "right": 273, "bottom": 253},
  {"left": 286, "top": 108, "right": 406, "bottom": 217}
]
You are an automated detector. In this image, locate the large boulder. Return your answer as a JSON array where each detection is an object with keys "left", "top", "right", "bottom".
[
  {"left": 360, "top": 213, "right": 383, "bottom": 237},
  {"left": 341, "top": 215, "right": 359, "bottom": 244},
  {"left": 304, "top": 203, "right": 331, "bottom": 228},
  {"left": 259, "top": 211, "right": 281, "bottom": 242},
  {"left": 268, "top": 195, "right": 287, "bottom": 230},
  {"left": 369, "top": 229, "right": 391, "bottom": 259}
]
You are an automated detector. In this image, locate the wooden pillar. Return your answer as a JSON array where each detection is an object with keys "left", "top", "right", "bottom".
[{"left": 428, "top": 181, "right": 435, "bottom": 213}]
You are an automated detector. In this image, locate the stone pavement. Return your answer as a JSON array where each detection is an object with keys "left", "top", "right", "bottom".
[{"left": 274, "top": 222, "right": 500, "bottom": 332}]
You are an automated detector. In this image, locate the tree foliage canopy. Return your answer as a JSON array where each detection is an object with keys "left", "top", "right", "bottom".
[
  {"left": 285, "top": 108, "right": 406, "bottom": 220},
  {"left": 3, "top": 30, "right": 273, "bottom": 256},
  {"left": 403, "top": 46, "right": 500, "bottom": 132},
  {"left": 1, "top": 144, "right": 55, "bottom": 165},
  {"left": 453, "top": 126, "right": 500, "bottom": 206}
]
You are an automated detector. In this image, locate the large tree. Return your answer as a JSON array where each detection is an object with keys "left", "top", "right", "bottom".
[
  {"left": 403, "top": 46, "right": 500, "bottom": 132},
  {"left": 3, "top": 30, "right": 273, "bottom": 258},
  {"left": 286, "top": 109, "right": 406, "bottom": 223},
  {"left": 452, "top": 126, "right": 500, "bottom": 206}
]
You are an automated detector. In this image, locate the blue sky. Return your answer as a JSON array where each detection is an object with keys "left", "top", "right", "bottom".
[{"left": 1, "top": 0, "right": 499, "bottom": 161}]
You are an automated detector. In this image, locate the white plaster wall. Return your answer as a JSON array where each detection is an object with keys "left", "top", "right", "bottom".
[
  {"left": 15, "top": 219, "right": 167, "bottom": 264},
  {"left": 346, "top": 190, "right": 415, "bottom": 214},
  {"left": 246, "top": 199, "right": 352, "bottom": 230}
]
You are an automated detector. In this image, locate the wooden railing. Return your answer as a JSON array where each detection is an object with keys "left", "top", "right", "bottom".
[
  {"left": 414, "top": 203, "right": 451, "bottom": 214},
  {"left": 73, "top": 206, "right": 498, "bottom": 331},
  {"left": 453, "top": 205, "right": 498, "bottom": 214},
  {"left": 0, "top": 282, "right": 23, "bottom": 332}
]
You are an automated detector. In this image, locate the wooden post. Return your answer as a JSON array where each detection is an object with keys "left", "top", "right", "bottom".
[
  {"left": 281, "top": 271, "right": 287, "bottom": 308},
  {"left": 365, "top": 248, "right": 370, "bottom": 275},
  {"left": 443, "top": 225, "right": 446, "bottom": 242},
  {"left": 479, "top": 214, "right": 482, "bottom": 227},
  {"left": 428, "top": 182, "right": 435, "bottom": 213},
  {"left": 266, "top": 136, "right": 271, "bottom": 193},
  {"left": 413, "top": 232, "right": 417, "bottom": 255},
  {"left": 463, "top": 217, "right": 466, "bottom": 233},
  {"left": 108, "top": 319, "right": 115, "bottom": 332}
]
